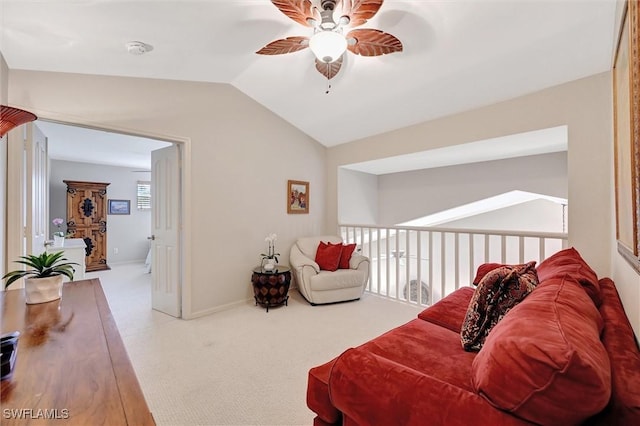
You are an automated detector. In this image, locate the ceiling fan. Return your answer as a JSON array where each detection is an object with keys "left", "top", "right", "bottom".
[{"left": 256, "top": 0, "right": 403, "bottom": 82}]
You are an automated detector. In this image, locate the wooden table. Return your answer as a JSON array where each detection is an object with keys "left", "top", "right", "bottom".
[{"left": 0, "top": 279, "right": 155, "bottom": 425}]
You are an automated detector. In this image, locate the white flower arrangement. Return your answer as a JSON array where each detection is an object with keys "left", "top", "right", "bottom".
[
  {"left": 52, "top": 218, "right": 65, "bottom": 237},
  {"left": 261, "top": 233, "right": 280, "bottom": 263}
]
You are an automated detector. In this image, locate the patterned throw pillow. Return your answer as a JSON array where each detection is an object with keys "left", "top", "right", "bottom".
[
  {"left": 472, "top": 263, "right": 505, "bottom": 285},
  {"left": 461, "top": 261, "right": 539, "bottom": 351}
]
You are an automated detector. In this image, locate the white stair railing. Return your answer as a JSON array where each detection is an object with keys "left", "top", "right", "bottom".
[{"left": 339, "top": 224, "right": 568, "bottom": 306}]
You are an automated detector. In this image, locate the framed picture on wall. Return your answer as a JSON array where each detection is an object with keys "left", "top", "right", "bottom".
[
  {"left": 108, "top": 199, "right": 131, "bottom": 215},
  {"left": 613, "top": 0, "right": 640, "bottom": 273},
  {"left": 287, "top": 180, "right": 309, "bottom": 214}
]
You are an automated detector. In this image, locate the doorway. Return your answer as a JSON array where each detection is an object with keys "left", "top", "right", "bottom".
[{"left": 5, "top": 120, "right": 191, "bottom": 318}]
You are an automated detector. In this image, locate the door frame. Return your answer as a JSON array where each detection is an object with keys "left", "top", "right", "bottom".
[{"left": 5, "top": 117, "right": 193, "bottom": 319}]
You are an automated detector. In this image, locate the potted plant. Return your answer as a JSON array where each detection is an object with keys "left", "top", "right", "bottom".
[
  {"left": 2, "top": 251, "right": 78, "bottom": 304},
  {"left": 52, "top": 217, "right": 66, "bottom": 247},
  {"left": 261, "top": 233, "right": 280, "bottom": 271}
]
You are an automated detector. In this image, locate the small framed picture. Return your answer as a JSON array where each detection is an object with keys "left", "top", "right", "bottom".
[
  {"left": 287, "top": 180, "right": 309, "bottom": 214},
  {"left": 108, "top": 199, "right": 130, "bottom": 215}
]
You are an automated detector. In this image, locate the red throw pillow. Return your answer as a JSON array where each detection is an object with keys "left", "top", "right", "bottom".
[
  {"left": 536, "top": 247, "right": 601, "bottom": 306},
  {"left": 472, "top": 276, "right": 611, "bottom": 425},
  {"left": 472, "top": 263, "right": 505, "bottom": 285},
  {"left": 461, "top": 261, "right": 538, "bottom": 351},
  {"left": 338, "top": 243, "right": 357, "bottom": 269},
  {"left": 315, "top": 242, "right": 343, "bottom": 272}
]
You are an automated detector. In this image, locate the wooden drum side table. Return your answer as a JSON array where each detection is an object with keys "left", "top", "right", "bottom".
[{"left": 251, "top": 266, "right": 291, "bottom": 312}]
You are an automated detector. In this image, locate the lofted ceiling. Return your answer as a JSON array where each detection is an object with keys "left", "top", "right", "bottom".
[{"left": 0, "top": 0, "right": 619, "bottom": 150}]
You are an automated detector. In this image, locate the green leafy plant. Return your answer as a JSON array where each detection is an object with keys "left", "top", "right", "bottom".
[{"left": 2, "top": 251, "right": 78, "bottom": 289}]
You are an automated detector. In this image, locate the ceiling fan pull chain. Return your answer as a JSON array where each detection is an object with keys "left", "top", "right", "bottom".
[{"left": 325, "top": 63, "right": 331, "bottom": 94}]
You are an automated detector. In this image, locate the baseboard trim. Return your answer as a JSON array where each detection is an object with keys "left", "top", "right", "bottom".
[
  {"left": 107, "top": 260, "right": 146, "bottom": 266},
  {"left": 187, "top": 298, "right": 253, "bottom": 319}
]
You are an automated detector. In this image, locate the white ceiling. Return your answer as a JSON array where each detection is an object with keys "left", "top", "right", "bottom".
[
  {"left": 37, "top": 121, "right": 171, "bottom": 170},
  {"left": 343, "top": 125, "right": 568, "bottom": 175},
  {"left": 0, "top": 0, "right": 618, "bottom": 149}
]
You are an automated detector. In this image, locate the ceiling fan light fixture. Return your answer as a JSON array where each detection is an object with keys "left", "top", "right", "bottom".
[{"left": 309, "top": 30, "right": 347, "bottom": 63}]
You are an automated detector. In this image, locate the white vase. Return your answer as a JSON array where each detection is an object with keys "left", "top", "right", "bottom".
[
  {"left": 24, "top": 275, "right": 64, "bottom": 304},
  {"left": 53, "top": 235, "right": 65, "bottom": 247},
  {"left": 263, "top": 259, "right": 276, "bottom": 271}
]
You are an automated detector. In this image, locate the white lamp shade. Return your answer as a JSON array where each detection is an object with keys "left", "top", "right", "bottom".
[{"left": 309, "top": 31, "right": 347, "bottom": 63}]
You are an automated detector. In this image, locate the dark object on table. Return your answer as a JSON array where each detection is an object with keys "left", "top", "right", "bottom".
[{"left": 1, "top": 331, "right": 20, "bottom": 381}]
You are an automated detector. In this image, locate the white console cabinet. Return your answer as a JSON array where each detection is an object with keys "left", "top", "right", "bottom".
[{"left": 47, "top": 238, "right": 87, "bottom": 281}]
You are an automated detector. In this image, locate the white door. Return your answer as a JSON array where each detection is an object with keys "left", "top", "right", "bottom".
[
  {"left": 5, "top": 123, "right": 49, "bottom": 288},
  {"left": 26, "top": 124, "right": 49, "bottom": 255},
  {"left": 151, "top": 144, "right": 181, "bottom": 317}
]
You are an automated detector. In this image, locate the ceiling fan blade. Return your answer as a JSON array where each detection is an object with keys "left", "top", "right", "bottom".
[
  {"left": 315, "top": 56, "right": 343, "bottom": 80},
  {"left": 346, "top": 28, "right": 402, "bottom": 56},
  {"left": 256, "top": 36, "right": 310, "bottom": 55},
  {"left": 341, "top": 0, "right": 383, "bottom": 27},
  {"left": 272, "top": 0, "right": 320, "bottom": 27}
]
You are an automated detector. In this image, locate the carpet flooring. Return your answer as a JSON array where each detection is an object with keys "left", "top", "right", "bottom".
[{"left": 87, "top": 263, "right": 422, "bottom": 426}]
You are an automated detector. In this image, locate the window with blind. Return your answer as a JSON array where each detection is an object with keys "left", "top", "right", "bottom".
[{"left": 137, "top": 181, "right": 151, "bottom": 210}]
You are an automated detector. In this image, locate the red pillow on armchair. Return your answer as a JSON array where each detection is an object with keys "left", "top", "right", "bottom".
[
  {"left": 338, "top": 243, "right": 357, "bottom": 269},
  {"left": 315, "top": 242, "right": 343, "bottom": 271}
]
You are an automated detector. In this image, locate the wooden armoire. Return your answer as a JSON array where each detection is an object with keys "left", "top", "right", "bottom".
[{"left": 64, "top": 180, "right": 110, "bottom": 272}]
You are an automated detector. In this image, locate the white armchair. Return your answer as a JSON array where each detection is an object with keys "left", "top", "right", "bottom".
[{"left": 289, "top": 235, "right": 370, "bottom": 305}]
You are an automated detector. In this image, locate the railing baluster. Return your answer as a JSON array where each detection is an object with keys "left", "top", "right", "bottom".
[
  {"left": 441, "top": 232, "right": 446, "bottom": 304},
  {"left": 377, "top": 229, "right": 381, "bottom": 296},
  {"left": 519, "top": 236, "right": 525, "bottom": 263},
  {"left": 385, "top": 228, "right": 390, "bottom": 298},
  {"left": 338, "top": 224, "right": 567, "bottom": 307},
  {"left": 427, "top": 231, "right": 433, "bottom": 305},
  {"left": 417, "top": 231, "right": 422, "bottom": 306},
  {"left": 402, "top": 230, "right": 410, "bottom": 301},
  {"left": 395, "top": 230, "right": 400, "bottom": 300},
  {"left": 367, "top": 228, "right": 372, "bottom": 291},
  {"left": 469, "top": 234, "right": 474, "bottom": 287},
  {"left": 454, "top": 232, "right": 460, "bottom": 290}
]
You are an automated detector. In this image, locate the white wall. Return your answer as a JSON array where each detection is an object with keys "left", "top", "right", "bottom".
[
  {"left": 441, "top": 199, "right": 566, "bottom": 233},
  {"left": 0, "top": 53, "right": 8, "bottom": 279},
  {"left": 327, "top": 73, "right": 640, "bottom": 334},
  {"left": 49, "top": 159, "right": 152, "bottom": 264},
  {"left": 327, "top": 74, "right": 609, "bottom": 271},
  {"left": 338, "top": 168, "right": 378, "bottom": 225},
  {"left": 612, "top": 254, "right": 640, "bottom": 337},
  {"left": 7, "top": 70, "right": 326, "bottom": 318},
  {"left": 377, "top": 152, "right": 567, "bottom": 225}
]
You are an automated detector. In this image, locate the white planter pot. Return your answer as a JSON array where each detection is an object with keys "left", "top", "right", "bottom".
[
  {"left": 263, "top": 258, "right": 276, "bottom": 271},
  {"left": 53, "top": 235, "right": 65, "bottom": 247},
  {"left": 24, "top": 275, "right": 63, "bottom": 304}
]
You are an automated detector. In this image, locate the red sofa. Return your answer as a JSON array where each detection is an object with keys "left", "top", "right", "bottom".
[{"left": 307, "top": 248, "right": 640, "bottom": 425}]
